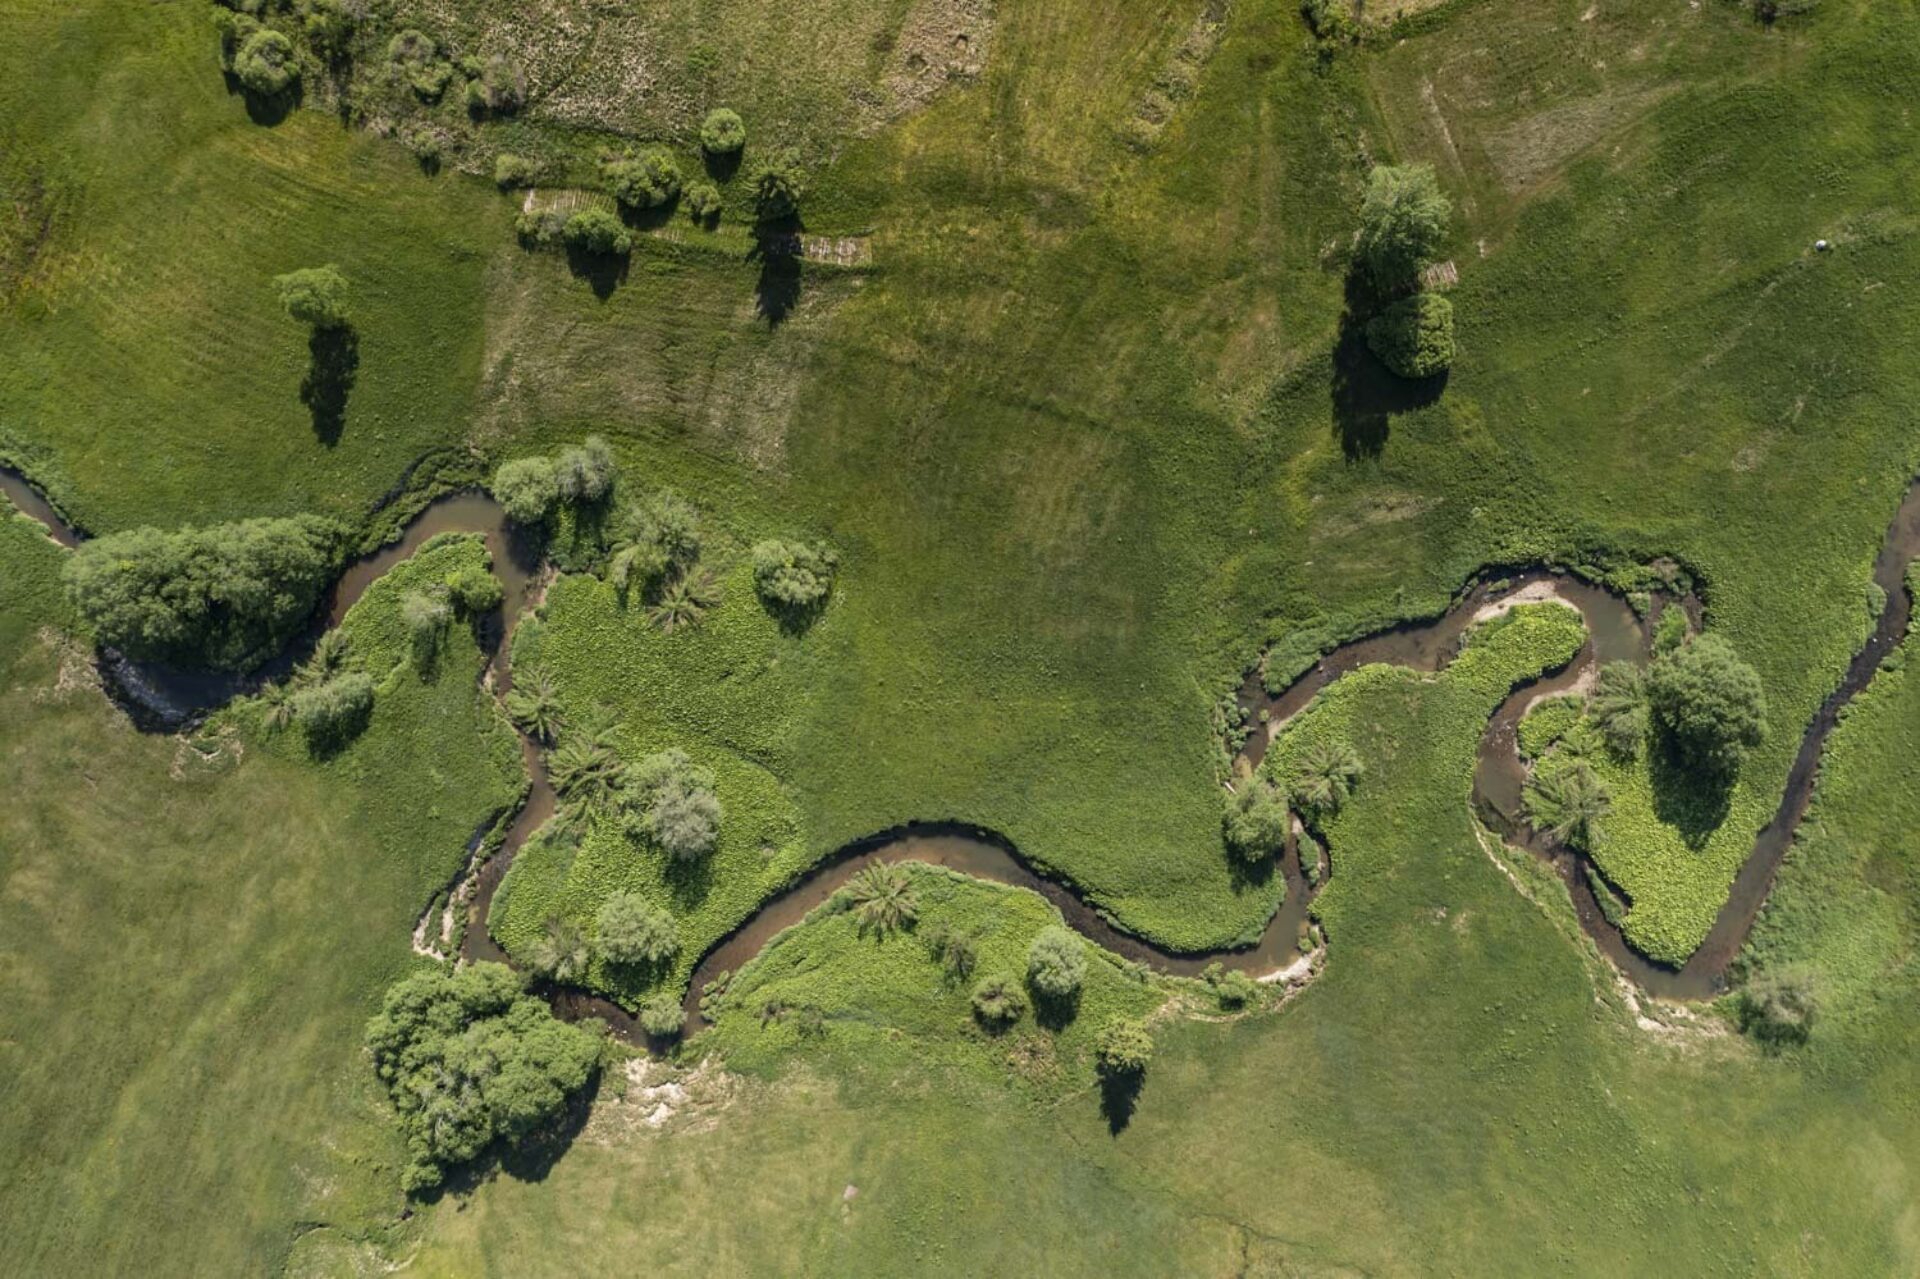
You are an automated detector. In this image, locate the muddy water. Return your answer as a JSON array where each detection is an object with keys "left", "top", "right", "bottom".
[{"left": 0, "top": 466, "right": 82, "bottom": 548}]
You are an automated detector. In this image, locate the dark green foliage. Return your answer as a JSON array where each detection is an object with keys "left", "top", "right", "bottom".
[
  {"left": 699, "top": 107, "right": 746, "bottom": 154},
  {"left": 1202, "top": 963, "right": 1259, "bottom": 1009},
  {"left": 636, "top": 993, "right": 684, "bottom": 1038},
  {"left": 562, "top": 207, "right": 633, "bottom": 256},
  {"left": 684, "top": 182, "right": 722, "bottom": 225},
  {"left": 1523, "top": 758, "right": 1611, "bottom": 850},
  {"left": 604, "top": 150, "right": 682, "bottom": 211},
  {"left": 1094, "top": 1017, "right": 1153, "bottom": 1077},
  {"left": 646, "top": 569, "right": 719, "bottom": 634},
  {"left": 1591, "top": 661, "right": 1650, "bottom": 758},
  {"left": 923, "top": 921, "right": 979, "bottom": 979},
  {"left": 63, "top": 515, "right": 345, "bottom": 670},
  {"left": 847, "top": 862, "right": 919, "bottom": 936},
  {"left": 1301, "top": 0, "right": 1358, "bottom": 43},
  {"left": 299, "top": 0, "right": 354, "bottom": 59},
  {"left": 401, "top": 589, "right": 451, "bottom": 669},
  {"left": 211, "top": 8, "right": 259, "bottom": 74},
  {"left": 1355, "top": 164, "right": 1451, "bottom": 288},
  {"left": 554, "top": 436, "right": 618, "bottom": 506},
  {"left": 970, "top": 973, "right": 1026, "bottom": 1027},
  {"left": 272, "top": 265, "right": 350, "bottom": 329},
  {"left": 388, "top": 29, "right": 452, "bottom": 101},
  {"left": 1737, "top": 967, "right": 1817, "bottom": 1046},
  {"left": 624, "top": 748, "right": 723, "bottom": 860},
  {"left": 233, "top": 28, "right": 298, "bottom": 97},
  {"left": 1646, "top": 633, "right": 1768, "bottom": 774},
  {"left": 291, "top": 670, "right": 374, "bottom": 749},
  {"left": 364, "top": 962, "right": 600, "bottom": 1193},
  {"left": 446, "top": 565, "right": 503, "bottom": 615},
  {"left": 548, "top": 727, "right": 625, "bottom": 819},
  {"left": 1222, "top": 781, "right": 1289, "bottom": 862},
  {"left": 505, "top": 671, "right": 565, "bottom": 744},
  {"left": 609, "top": 491, "right": 701, "bottom": 596},
  {"left": 1365, "top": 293, "right": 1455, "bottom": 379},
  {"left": 1290, "top": 737, "right": 1363, "bottom": 815},
  {"left": 1026, "top": 926, "right": 1086, "bottom": 1001},
  {"left": 492, "top": 456, "right": 560, "bottom": 525},
  {"left": 466, "top": 55, "right": 525, "bottom": 116},
  {"left": 526, "top": 916, "right": 591, "bottom": 983},
  {"left": 750, "top": 538, "right": 836, "bottom": 613},
  {"left": 494, "top": 152, "right": 538, "bottom": 190},
  {"left": 595, "top": 892, "right": 680, "bottom": 965},
  {"left": 1653, "top": 605, "right": 1689, "bottom": 656},
  {"left": 747, "top": 149, "right": 807, "bottom": 220}
]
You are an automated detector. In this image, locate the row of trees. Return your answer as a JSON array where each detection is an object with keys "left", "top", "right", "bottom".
[{"left": 1223, "top": 736, "right": 1363, "bottom": 863}]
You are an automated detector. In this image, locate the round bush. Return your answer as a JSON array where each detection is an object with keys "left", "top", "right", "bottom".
[
  {"left": 595, "top": 892, "right": 680, "bottom": 965},
  {"left": 495, "top": 152, "right": 538, "bottom": 190},
  {"left": 272, "top": 265, "right": 349, "bottom": 329},
  {"left": 1222, "top": 782, "right": 1288, "bottom": 862},
  {"left": 1026, "top": 926, "right": 1086, "bottom": 1002},
  {"left": 970, "top": 973, "right": 1027, "bottom": 1027},
  {"left": 685, "top": 182, "right": 722, "bottom": 224},
  {"left": 562, "top": 207, "right": 633, "bottom": 257},
  {"left": 637, "top": 993, "right": 684, "bottom": 1038},
  {"left": 1355, "top": 163, "right": 1451, "bottom": 288},
  {"left": 445, "top": 565, "right": 504, "bottom": 614},
  {"left": 235, "top": 28, "right": 300, "bottom": 97},
  {"left": 492, "top": 456, "right": 561, "bottom": 525},
  {"left": 748, "top": 150, "right": 807, "bottom": 220},
  {"left": 751, "top": 539, "right": 837, "bottom": 612},
  {"left": 555, "top": 436, "right": 617, "bottom": 505},
  {"left": 604, "top": 150, "right": 682, "bottom": 210},
  {"left": 292, "top": 671, "right": 374, "bottom": 749},
  {"left": 1095, "top": 1018, "right": 1153, "bottom": 1077},
  {"left": 1365, "top": 293, "right": 1455, "bottom": 379},
  {"left": 700, "top": 108, "right": 746, "bottom": 154}
]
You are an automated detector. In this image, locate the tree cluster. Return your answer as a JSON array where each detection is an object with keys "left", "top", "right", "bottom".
[
  {"left": 751, "top": 538, "right": 837, "bottom": 615},
  {"left": 1356, "top": 164, "right": 1457, "bottom": 379},
  {"left": 491, "top": 437, "right": 619, "bottom": 526}
]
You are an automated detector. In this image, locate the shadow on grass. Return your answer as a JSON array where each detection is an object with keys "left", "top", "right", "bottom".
[
  {"left": 703, "top": 149, "right": 743, "bottom": 183},
  {"left": 1032, "top": 988, "right": 1080, "bottom": 1033},
  {"left": 225, "top": 72, "right": 302, "bottom": 126},
  {"left": 302, "top": 325, "right": 358, "bottom": 445},
  {"left": 1648, "top": 736, "right": 1735, "bottom": 849},
  {"left": 1099, "top": 1070, "right": 1143, "bottom": 1134},
  {"left": 429, "top": 1068, "right": 604, "bottom": 1199},
  {"left": 748, "top": 228, "right": 803, "bottom": 327},
  {"left": 1329, "top": 266, "right": 1446, "bottom": 461},
  {"left": 564, "top": 245, "right": 630, "bottom": 300}
]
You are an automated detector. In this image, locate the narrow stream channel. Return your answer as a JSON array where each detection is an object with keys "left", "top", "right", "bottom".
[{"left": 7, "top": 463, "right": 1918, "bottom": 1034}]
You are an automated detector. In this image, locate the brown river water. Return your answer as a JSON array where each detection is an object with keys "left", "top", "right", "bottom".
[{"left": 7, "top": 464, "right": 1918, "bottom": 1033}]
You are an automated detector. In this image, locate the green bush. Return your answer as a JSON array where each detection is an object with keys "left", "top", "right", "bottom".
[
  {"left": 554, "top": 436, "right": 617, "bottom": 505},
  {"left": 595, "top": 892, "right": 680, "bottom": 965},
  {"left": 1222, "top": 782, "right": 1289, "bottom": 862},
  {"left": 1203, "top": 964, "right": 1260, "bottom": 1009},
  {"left": 923, "top": 921, "right": 979, "bottom": 979},
  {"left": 1301, "top": 0, "right": 1358, "bottom": 43},
  {"left": 1027, "top": 926, "right": 1087, "bottom": 1002},
  {"left": 466, "top": 55, "right": 526, "bottom": 116},
  {"left": 847, "top": 862, "right": 918, "bottom": 935},
  {"left": 234, "top": 28, "right": 299, "bottom": 97},
  {"left": 636, "top": 993, "right": 684, "bottom": 1038},
  {"left": 64, "top": 515, "right": 345, "bottom": 670},
  {"left": 750, "top": 539, "right": 837, "bottom": 613},
  {"left": 1355, "top": 163, "right": 1451, "bottom": 288},
  {"left": 1646, "top": 633, "right": 1767, "bottom": 774},
  {"left": 1653, "top": 605, "right": 1689, "bottom": 656},
  {"left": 272, "top": 264, "right": 350, "bottom": 330},
  {"left": 1736, "top": 966, "right": 1817, "bottom": 1046},
  {"left": 608, "top": 491, "right": 701, "bottom": 594},
  {"left": 212, "top": 9, "right": 260, "bottom": 73},
  {"left": 1590, "top": 661, "right": 1649, "bottom": 758},
  {"left": 364, "top": 963, "right": 601, "bottom": 1193},
  {"left": 494, "top": 152, "right": 538, "bottom": 190},
  {"left": 747, "top": 149, "right": 807, "bottom": 220},
  {"left": 388, "top": 29, "right": 452, "bottom": 101},
  {"left": 970, "top": 973, "right": 1026, "bottom": 1027},
  {"left": 1094, "top": 1017, "right": 1154, "bottom": 1077},
  {"left": 623, "top": 748, "right": 722, "bottom": 860},
  {"left": 300, "top": 0, "right": 355, "bottom": 59},
  {"left": 526, "top": 916, "right": 591, "bottom": 983},
  {"left": 700, "top": 108, "right": 747, "bottom": 154},
  {"left": 446, "top": 564, "right": 504, "bottom": 614},
  {"left": 604, "top": 150, "right": 682, "bottom": 210},
  {"left": 492, "top": 456, "right": 560, "bottom": 525},
  {"left": 401, "top": 589, "right": 452, "bottom": 668},
  {"left": 562, "top": 207, "right": 633, "bottom": 256},
  {"left": 684, "top": 181, "right": 722, "bottom": 224},
  {"left": 1289, "top": 736, "right": 1363, "bottom": 814},
  {"left": 1523, "top": 756, "right": 1611, "bottom": 850},
  {"left": 291, "top": 670, "right": 374, "bottom": 749},
  {"left": 1365, "top": 293, "right": 1455, "bottom": 379}
]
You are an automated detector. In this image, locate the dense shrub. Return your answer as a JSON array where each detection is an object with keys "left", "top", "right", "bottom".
[
  {"left": 1355, "top": 163, "right": 1451, "bottom": 288},
  {"left": 595, "top": 892, "right": 680, "bottom": 965},
  {"left": 212, "top": 9, "right": 260, "bottom": 73},
  {"left": 1026, "top": 926, "right": 1087, "bottom": 1002},
  {"left": 970, "top": 973, "right": 1026, "bottom": 1027},
  {"left": 466, "top": 55, "right": 526, "bottom": 116},
  {"left": 1301, "top": 0, "right": 1358, "bottom": 42},
  {"left": 1653, "top": 605, "right": 1689, "bottom": 656},
  {"left": 1202, "top": 963, "right": 1260, "bottom": 1009},
  {"left": 1736, "top": 966, "right": 1817, "bottom": 1046},
  {"left": 604, "top": 150, "right": 681, "bottom": 210},
  {"left": 1646, "top": 633, "right": 1767, "bottom": 774},
  {"left": 554, "top": 436, "right": 618, "bottom": 505},
  {"left": 751, "top": 539, "right": 837, "bottom": 613},
  {"left": 1095, "top": 1018, "right": 1154, "bottom": 1077},
  {"left": 1523, "top": 758, "right": 1611, "bottom": 850},
  {"left": 609, "top": 491, "right": 701, "bottom": 594},
  {"left": 388, "top": 29, "right": 452, "bottom": 101},
  {"left": 1366, "top": 292, "right": 1455, "bottom": 379},
  {"left": 401, "top": 589, "right": 452, "bottom": 668},
  {"left": 847, "top": 863, "right": 918, "bottom": 935},
  {"left": 234, "top": 28, "right": 300, "bottom": 96},
  {"left": 624, "top": 748, "right": 722, "bottom": 860},
  {"left": 923, "top": 920, "right": 978, "bottom": 979},
  {"left": 637, "top": 993, "right": 684, "bottom": 1038},
  {"left": 700, "top": 108, "right": 747, "bottom": 154},
  {"left": 684, "top": 181, "right": 722, "bottom": 225},
  {"left": 1590, "top": 660, "right": 1649, "bottom": 758},
  {"left": 1290, "top": 737, "right": 1363, "bottom": 814},
  {"left": 527, "top": 916, "right": 591, "bottom": 983},
  {"left": 301, "top": 0, "right": 355, "bottom": 59},
  {"left": 748, "top": 150, "right": 807, "bottom": 220},
  {"left": 445, "top": 564, "right": 504, "bottom": 614},
  {"left": 1222, "top": 781, "right": 1289, "bottom": 862},
  {"left": 364, "top": 963, "right": 601, "bottom": 1193},
  {"left": 562, "top": 207, "right": 633, "bottom": 256},
  {"left": 494, "top": 152, "right": 538, "bottom": 190},
  {"left": 272, "top": 264, "right": 350, "bottom": 329},
  {"left": 492, "top": 456, "right": 561, "bottom": 525},
  {"left": 64, "top": 515, "right": 345, "bottom": 670},
  {"left": 291, "top": 670, "right": 374, "bottom": 749}
]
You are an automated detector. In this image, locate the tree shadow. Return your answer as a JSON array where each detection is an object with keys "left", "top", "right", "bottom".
[
  {"left": 1647, "top": 734, "right": 1734, "bottom": 849},
  {"left": 301, "top": 325, "right": 358, "bottom": 445},
  {"left": 703, "top": 149, "right": 743, "bottom": 183},
  {"left": 1329, "top": 265, "right": 1446, "bottom": 461},
  {"left": 428, "top": 1066, "right": 605, "bottom": 1199},
  {"left": 564, "top": 245, "right": 630, "bottom": 301},
  {"left": 1099, "top": 1070, "right": 1143, "bottom": 1134},
  {"left": 665, "top": 850, "right": 716, "bottom": 911},
  {"left": 748, "top": 232, "right": 803, "bottom": 327},
  {"left": 225, "top": 72, "right": 303, "bottom": 126},
  {"left": 1031, "top": 987, "right": 1080, "bottom": 1032},
  {"left": 1225, "top": 844, "right": 1277, "bottom": 895}
]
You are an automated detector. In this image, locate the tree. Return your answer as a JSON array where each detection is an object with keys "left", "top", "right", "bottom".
[
  {"left": 923, "top": 921, "right": 978, "bottom": 979},
  {"left": 1591, "top": 660, "right": 1649, "bottom": 758},
  {"left": 700, "top": 108, "right": 747, "bottom": 154},
  {"left": 646, "top": 569, "right": 719, "bottom": 633},
  {"left": 609, "top": 491, "right": 701, "bottom": 595},
  {"left": 748, "top": 149, "right": 807, "bottom": 220},
  {"left": 623, "top": 748, "right": 723, "bottom": 860},
  {"left": 1365, "top": 292, "right": 1455, "bottom": 378},
  {"left": 1095, "top": 1018, "right": 1154, "bottom": 1078},
  {"left": 492, "top": 455, "right": 560, "bottom": 525},
  {"left": 401, "top": 589, "right": 452, "bottom": 669},
  {"left": 604, "top": 150, "right": 681, "bottom": 210},
  {"left": 446, "top": 564, "right": 504, "bottom": 614},
  {"left": 301, "top": 0, "right": 355, "bottom": 60},
  {"left": 466, "top": 55, "right": 526, "bottom": 116},
  {"left": 970, "top": 973, "right": 1026, "bottom": 1027},
  {"left": 1646, "top": 633, "right": 1767, "bottom": 774},
  {"left": 234, "top": 28, "right": 300, "bottom": 97},
  {"left": 549, "top": 727, "right": 625, "bottom": 818},
  {"left": 847, "top": 862, "right": 918, "bottom": 936},
  {"left": 1523, "top": 759, "right": 1611, "bottom": 850},
  {"left": 505, "top": 670, "right": 565, "bottom": 744},
  {"left": 1027, "top": 926, "right": 1086, "bottom": 1002},
  {"left": 563, "top": 207, "right": 633, "bottom": 256},
  {"left": 273, "top": 265, "right": 350, "bottom": 329},
  {"left": 64, "top": 515, "right": 346, "bottom": 671},
  {"left": 751, "top": 539, "right": 837, "bottom": 612},
  {"left": 1290, "top": 737, "right": 1363, "bottom": 815},
  {"left": 388, "top": 29, "right": 452, "bottom": 101},
  {"left": 555, "top": 436, "right": 618, "bottom": 505},
  {"left": 291, "top": 671, "right": 374, "bottom": 749},
  {"left": 364, "top": 962, "right": 600, "bottom": 1193},
  {"left": 526, "top": 916, "right": 591, "bottom": 983},
  {"left": 1223, "top": 781, "right": 1289, "bottom": 862},
  {"left": 1355, "top": 163, "right": 1451, "bottom": 288},
  {"left": 595, "top": 892, "right": 680, "bottom": 965},
  {"left": 637, "top": 993, "right": 684, "bottom": 1038},
  {"left": 685, "top": 182, "right": 722, "bottom": 225}
]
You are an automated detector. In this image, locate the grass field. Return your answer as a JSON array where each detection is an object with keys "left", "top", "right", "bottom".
[{"left": 3, "top": 0, "right": 1920, "bottom": 1270}]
